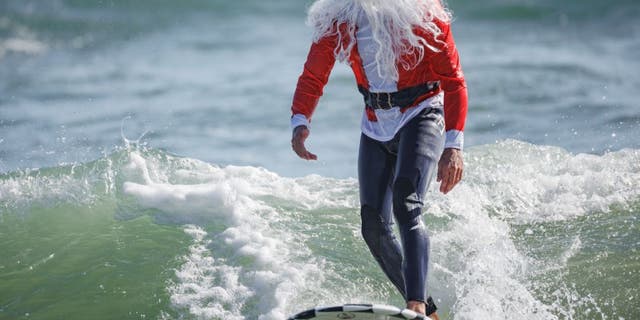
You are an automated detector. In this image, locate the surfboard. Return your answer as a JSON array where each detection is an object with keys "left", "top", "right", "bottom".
[{"left": 288, "top": 304, "right": 428, "bottom": 319}]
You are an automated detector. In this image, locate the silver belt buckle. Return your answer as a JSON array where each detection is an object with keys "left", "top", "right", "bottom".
[{"left": 371, "top": 91, "right": 394, "bottom": 110}]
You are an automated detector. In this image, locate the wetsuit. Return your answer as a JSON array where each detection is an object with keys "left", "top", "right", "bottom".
[{"left": 291, "top": 13, "right": 467, "bottom": 304}]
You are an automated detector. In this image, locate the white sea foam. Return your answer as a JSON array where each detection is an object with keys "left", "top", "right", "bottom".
[
  {"left": 431, "top": 205, "right": 555, "bottom": 319},
  {"left": 456, "top": 140, "right": 640, "bottom": 223},
  {"left": 0, "top": 165, "right": 104, "bottom": 209},
  {"left": 426, "top": 140, "right": 640, "bottom": 319},
  {"left": 2, "top": 141, "right": 637, "bottom": 319},
  {"left": 170, "top": 225, "right": 251, "bottom": 320},
  {"left": 118, "top": 142, "right": 640, "bottom": 319},
  {"left": 122, "top": 151, "right": 334, "bottom": 319}
]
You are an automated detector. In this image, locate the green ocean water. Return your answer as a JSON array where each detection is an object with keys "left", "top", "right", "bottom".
[
  {"left": 517, "top": 204, "right": 640, "bottom": 318},
  {"left": 0, "top": 144, "right": 638, "bottom": 319},
  {"left": 1, "top": 205, "right": 188, "bottom": 319}
]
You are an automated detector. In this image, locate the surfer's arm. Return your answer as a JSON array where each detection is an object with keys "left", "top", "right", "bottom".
[
  {"left": 432, "top": 22, "right": 467, "bottom": 193},
  {"left": 291, "top": 34, "right": 338, "bottom": 130},
  {"left": 290, "top": 34, "right": 337, "bottom": 160}
]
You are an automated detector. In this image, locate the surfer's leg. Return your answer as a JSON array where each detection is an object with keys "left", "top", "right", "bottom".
[
  {"left": 393, "top": 108, "right": 444, "bottom": 305},
  {"left": 358, "top": 133, "right": 407, "bottom": 298}
]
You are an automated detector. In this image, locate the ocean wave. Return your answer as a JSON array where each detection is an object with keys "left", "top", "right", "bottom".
[{"left": 1, "top": 142, "right": 638, "bottom": 319}]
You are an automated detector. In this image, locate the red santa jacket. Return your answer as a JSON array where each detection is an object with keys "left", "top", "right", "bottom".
[{"left": 291, "top": 19, "right": 468, "bottom": 148}]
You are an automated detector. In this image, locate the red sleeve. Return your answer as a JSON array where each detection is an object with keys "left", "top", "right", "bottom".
[
  {"left": 431, "top": 23, "right": 468, "bottom": 133},
  {"left": 291, "top": 34, "right": 338, "bottom": 122}
]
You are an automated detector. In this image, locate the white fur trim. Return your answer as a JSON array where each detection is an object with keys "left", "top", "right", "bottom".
[
  {"left": 444, "top": 130, "right": 464, "bottom": 150},
  {"left": 291, "top": 114, "right": 310, "bottom": 131}
]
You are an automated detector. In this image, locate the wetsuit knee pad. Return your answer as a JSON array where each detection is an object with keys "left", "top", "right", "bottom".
[{"left": 392, "top": 177, "right": 423, "bottom": 225}]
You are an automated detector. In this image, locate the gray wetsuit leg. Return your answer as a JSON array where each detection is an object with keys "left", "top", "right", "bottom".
[{"left": 358, "top": 107, "right": 445, "bottom": 302}]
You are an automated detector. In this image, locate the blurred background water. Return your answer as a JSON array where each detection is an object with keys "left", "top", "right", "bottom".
[
  {"left": 1, "top": 0, "right": 638, "bottom": 177},
  {"left": 1, "top": 1, "right": 639, "bottom": 319}
]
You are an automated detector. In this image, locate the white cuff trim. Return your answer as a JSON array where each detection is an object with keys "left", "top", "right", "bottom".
[
  {"left": 444, "top": 130, "right": 464, "bottom": 150},
  {"left": 291, "top": 114, "right": 310, "bottom": 131}
]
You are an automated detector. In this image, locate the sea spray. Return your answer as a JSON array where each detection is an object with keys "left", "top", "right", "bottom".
[
  {"left": 122, "top": 149, "right": 335, "bottom": 319},
  {"left": 1, "top": 142, "right": 638, "bottom": 319}
]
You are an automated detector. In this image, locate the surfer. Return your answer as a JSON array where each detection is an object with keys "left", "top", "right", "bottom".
[{"left": 290, "top": 0, "right": 467, "bottom": 318}]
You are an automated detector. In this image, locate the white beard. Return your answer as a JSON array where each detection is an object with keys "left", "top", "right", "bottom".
[{"left": 307, "top": 0, "right": 451, "bottom": 81}]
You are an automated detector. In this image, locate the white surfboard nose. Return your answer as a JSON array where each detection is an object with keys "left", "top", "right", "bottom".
[{"left": 289, "top": 303, "right": 428, "bottom": 319}]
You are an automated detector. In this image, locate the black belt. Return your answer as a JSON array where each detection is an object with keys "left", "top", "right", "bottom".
[{"left": 358, "top": 82, "right": 440, "bottom": 110}]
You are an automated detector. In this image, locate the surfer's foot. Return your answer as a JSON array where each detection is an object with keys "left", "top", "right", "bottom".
[
  {"left": 407, "top": 298, "right": 439, "bottom": 319},
  {"left": 407, "top": 300, "right": 426, "bottom": 315}
]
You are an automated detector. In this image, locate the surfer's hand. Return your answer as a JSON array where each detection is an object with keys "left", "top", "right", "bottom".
[
  {"left": 291, "top": 125, "right": 317, "bottom": 160},
  {"left": 437, "top": 148, "right": 463, "bottom": 194}
]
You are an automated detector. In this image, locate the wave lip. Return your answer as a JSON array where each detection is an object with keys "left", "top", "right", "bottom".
[
  {"left": 428, "top": 140, "right": 640, "bottom": 319},
  {"left": 461, "top": 140, "right": 640, "bottom": 223},
  {"left": 121, "top": 150, "right": 330, "bottom": 319}
]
